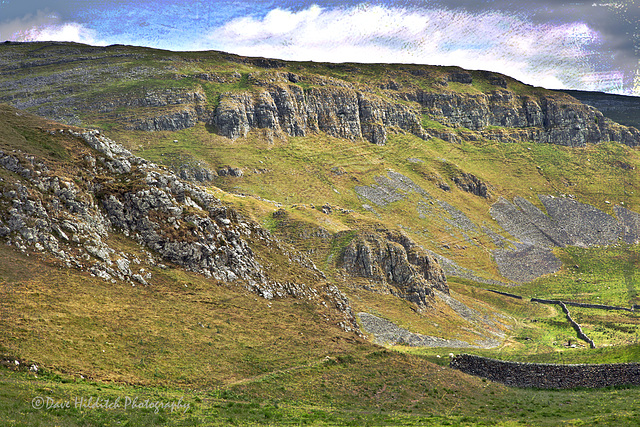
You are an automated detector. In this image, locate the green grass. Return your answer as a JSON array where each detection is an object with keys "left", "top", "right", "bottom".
[
  {"left": 3, "top": 352, "right": 640, "bottom": 426},
  {"left": 517, "top": 244, "right": 640, "bottom": 307},
  {"left": 4, "top": 43, "right": 640, "bottom": 425},
  {"left": 111, "top": 120, "right": 640, "bottom": 286}
]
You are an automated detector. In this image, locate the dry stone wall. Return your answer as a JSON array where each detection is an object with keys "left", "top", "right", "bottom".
[{"left": 450, "top": 354, "right": 640, "bottom": 389}]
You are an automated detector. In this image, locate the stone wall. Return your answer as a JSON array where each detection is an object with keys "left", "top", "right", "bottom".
[
  {"left": 450, "top": 354, "right": 640, "bottom": 389},
  {"left": 531, "top": 299, "right": 595, "bottom": 348}
]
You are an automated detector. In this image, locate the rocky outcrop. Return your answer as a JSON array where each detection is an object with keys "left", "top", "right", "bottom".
[
  {"left": 212, "top": 84, "right": 427, "bottom": 145},
  {"left": 452, "top": 173, "right": 489, "bottom": 198},
  {"left": 126, "top": 109, "right": 200, "bottom": 132},
  {"left": 0, "top": 129, "right": 266, "bottom": 284},
  {"left": 0, "top": 118, "right": 335, "bottom": 295},
  {"left": 342, "top": 231, "right": 448, "bottom": 307},
  {"left": 217, "top": 166, "right": 243, "bottom": 177},
  {"left": 407, "top": 89, "right": 640, "bottom": 147},
  {"left": 174, "top": 162, "right": 217, "bottom": 182}
]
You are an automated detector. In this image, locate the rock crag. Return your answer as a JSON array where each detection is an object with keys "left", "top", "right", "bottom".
[
  {"left": 0, "top": 108, "right": 358, "bottom": 333},
  {"left": 342, "top": 231, "right": 448, "bottom": 308},
  {"left": 2, "top": 42, "right": 640, "bottom": 148},
  {"left": 212, "top": 82, "right": 427, "bottom": 145}
]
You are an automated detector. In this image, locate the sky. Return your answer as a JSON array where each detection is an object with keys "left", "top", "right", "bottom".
[{"left": 1, "top": 1, "right": 639, "bottom": 95}]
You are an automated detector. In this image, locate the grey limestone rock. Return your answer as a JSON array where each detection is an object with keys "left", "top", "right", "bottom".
[
  {"left": 211, "top": 83, "right": 428, "bottom": 145},
  {"left": 358, "top": 312, "right": 471, "bottom": 347},
  {"left": 343, "top": 231, "right": 448, "bottom": 307},
  {"left": 452, "top": 172, "right": 489, "bottom": 198},
  {"left": 408, "top": 89, "right": 640, "bottom": 147}
]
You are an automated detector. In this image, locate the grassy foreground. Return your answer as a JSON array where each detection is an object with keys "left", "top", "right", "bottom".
[
  {"left": 2, "top": 239, "right": 640, "bottom": 426},
  {"left": 2, "top": 353, "right": 640, "bottom": 426}
]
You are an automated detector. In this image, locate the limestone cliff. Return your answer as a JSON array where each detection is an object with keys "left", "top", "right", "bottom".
[
  {"left": 403, "top": 89, "right": 640, "bottom": 147},
  {"left": 212, "top": 80, "right": 426, "bottom": 145},
  {"left": 3, "top": 42, "right": 639, "bottom": 148},
  {"left": 212, "top": 77, "right": 640, "bottom": 147}
]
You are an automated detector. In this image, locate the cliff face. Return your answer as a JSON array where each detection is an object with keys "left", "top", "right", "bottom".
[
  {"left": 213, "top": 79, "right": 640, "bottom": 147},
  {"left": 3, "top": 42, "right": 639, "bottom": 148},
  {"left": 404, "top": 89, "right": 640, "bottom": 147},
  {"left": 212, "top": 82, "right": 426, "bottom": 145},
  {"left": 342, "top": 231, "right": 448, "bottom": 308}
]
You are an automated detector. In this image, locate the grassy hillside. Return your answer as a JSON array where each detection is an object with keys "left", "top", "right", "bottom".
[
  {"left": 111, "top": 120, "right": 640, "bottom": 285},
  {"left": 1, "top": 43, "right": 640, "bottom": 425},
  {"left": 1, "top": 101, "right": 639, "bottom": 427}
]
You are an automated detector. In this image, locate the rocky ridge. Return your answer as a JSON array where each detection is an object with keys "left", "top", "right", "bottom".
[
  {"left": 2, "top": 42, "right": 640, "bottom": 148},
  {"left": 212, "top": 80, "right": 427, "bottom": 145},
  {"left": 403, "top": 89, "right": 640, "bottom": 147}
]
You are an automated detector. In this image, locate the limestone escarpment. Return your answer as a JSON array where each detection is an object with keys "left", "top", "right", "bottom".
[
  {"left": 405, "top": 89, "right": 640, "bottom": 147},
  {"left": 212, "top": 83, "right": 427, "bottom": 144},
  {"left": 211, "top": 78, "right": 639, "bottom": 147},
  {"left": 342, "top": 231, "right": 448, "bottom": 308},
  {"left": 2, "top": 42, "right": 640, "bottom": 148}
]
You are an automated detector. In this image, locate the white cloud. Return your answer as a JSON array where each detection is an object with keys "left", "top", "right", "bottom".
[
  {"left": 1, "top": 10, "right": 106, "bottom": 46},
  {"left": 207, "top": 5, "right": 607, "bottom": 90}
]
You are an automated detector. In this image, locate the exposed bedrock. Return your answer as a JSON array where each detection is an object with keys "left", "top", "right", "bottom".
[
  {"left": 405, "top": 89, "right": 640, "bottom": 147},
  {"left": 211, "top": 84, "right": 427, "bottom": 144},
  {"left": 2, "top": 43, "right": 640, "bottom": 146},
  {"left": 211, "top": 84, "right": 640, "bottom": 147},
  {"left": 452, "top": 172, "right": 490, "bottom": 198},
  {"left": 342, "top": 231, "right": 448, "bottom": 308},
  {"left": 491, "top": 195, "right": 640, "bottom": 282}
]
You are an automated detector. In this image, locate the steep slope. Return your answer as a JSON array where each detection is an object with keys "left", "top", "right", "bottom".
[
  {"left": 0, "top": 105, "right": 357, "bottom": 329},
  {"left": 4, "top": 41, "right": 640, "bottom": 320},
  {"left": 3, "top": 43, "right": 640, "bottom": 426}
]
